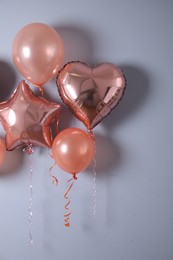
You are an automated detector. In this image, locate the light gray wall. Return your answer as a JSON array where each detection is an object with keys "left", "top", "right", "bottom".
[{"left": 0, "top": 1, "right": 173, "bottom": 260}]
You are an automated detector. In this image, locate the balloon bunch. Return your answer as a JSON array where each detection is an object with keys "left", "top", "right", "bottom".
[
  {"left": 0, "top": 23, "right": 126, "bottom": 237},
  {"left": 55, "top": 61, "right": 126, "bottom": 225}
]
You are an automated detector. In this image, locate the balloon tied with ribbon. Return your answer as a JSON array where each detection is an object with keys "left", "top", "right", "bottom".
[
  {"left": 55, "top": 61, "right": 126, "bottom": 225},
  {"left": 52, "top": 128, "right": 95, "bottom": 227},
  {"left": 0, "top": 22, "right": 63, "bottom": 242},
  {"left": 0, "top": 22, "right": 126, "bottom": 236}
]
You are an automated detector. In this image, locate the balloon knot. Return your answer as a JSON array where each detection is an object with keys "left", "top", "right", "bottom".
[
  {"left": 23, "top": 144, "right": 33, "bottom": 155},
  {"left": 88, "top": 130, "right": 95, "bottom": 141},
  {"left": 72, "top": 173, "right": 77, "bottom": 180}
]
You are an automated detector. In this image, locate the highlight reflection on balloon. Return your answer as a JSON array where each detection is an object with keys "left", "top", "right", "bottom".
[
  {"left": 12, "top": 23, "right": 64, "bottom": 86},
  {"left": 57, "top": 61, "right": 126, "bottom": 130},
  {"left": 0, "top": 80, "right": 61, "bottom": 151},
  {"left": 52, "top": 128, "right": 95, "bottom": 174}
]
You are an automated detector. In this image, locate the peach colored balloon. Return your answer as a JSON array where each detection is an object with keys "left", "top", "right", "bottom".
[
  {"left": 52, "top": 128, "right": 95, "bottom": 174},
  {"left": 0, "top": 139, "right": 4, "bottom": 166},
  {"left": 12, "top": 23, "right": 64, "bottom": 86}
]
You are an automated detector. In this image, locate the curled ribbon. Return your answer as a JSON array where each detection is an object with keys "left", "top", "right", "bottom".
[
  {"left": 49, "top": 153, "right": 58, "bottom": 185},
  {"left": 49, "top": 162, "right": 58, "bottom": 185},
  {"left": 64, "top": 174, "right": 77, "bottom": 227}
]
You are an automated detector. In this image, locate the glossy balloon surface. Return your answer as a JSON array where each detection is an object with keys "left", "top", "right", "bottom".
[
  {"left": 12, "top": 23, "right": 64, "bottom": 86},
  {"left": 0, "top": 81, "right": 61, "bottom": 150},
  {"left": 57, "top": 61, "right": 126, "bottom": 129},
  {"left": 52, "top": 128, "right": 95, "bottom": 174}
]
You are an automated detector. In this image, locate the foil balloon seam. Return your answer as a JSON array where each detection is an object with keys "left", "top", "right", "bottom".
[
  {"left": 56, "top": 60, "right": 83, "bottom": 103},
  {"left": 0, "top": 80, "right": 61, "bottom": 151},
  {"left": 56, "top": 61, "right": 127, "bottom": 130}
]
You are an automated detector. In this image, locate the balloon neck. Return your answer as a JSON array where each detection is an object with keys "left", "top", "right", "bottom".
[
  {"left": 23, "top": 144, "right": 33, "bottom": 155},
  {"left": 35, "top": 85, "right": 44, "bottom": 96},
  {"left": 88, "top": 130, "right": 95, "bottom": 141},
  {"left": 72, "top": 173, "right": 77, "bottom": 180}
]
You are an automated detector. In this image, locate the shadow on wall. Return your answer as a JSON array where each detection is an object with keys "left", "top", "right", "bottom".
[
  {"left": 40, "top": 28, "right": 151, "bottom": 229},
  {"left": 103, "top": 65, "right": 150, "bottom": 129},
  {"left": 82, "top": 134, "right": 122, "bottom": 231},
  {"left": 0, "top": 62, "right": 23, "bottom": 176},
  {"left": 0, "top": 60, "right": 17, "bottom": 102},
  {"left": 0, "top": 138, "right": 24, "bottom": 177},
  {"left": 103, "top": 65, "right": 150, "bottom": 225},
  {"left": 85, "top": 65, "right": 150, "bottom": 178},
  {"left": 87, "top": 133, "right": 122, "bottom": 177},
  {"left": 53, "top": 25, "right": 94, "bottom": 64}
]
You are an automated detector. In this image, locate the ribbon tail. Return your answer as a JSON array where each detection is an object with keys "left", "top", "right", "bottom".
[{"left": 64, "top": 176, "right": 77, "bottom": 227}]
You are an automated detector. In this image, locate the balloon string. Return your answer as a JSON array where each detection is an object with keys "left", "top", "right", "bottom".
[
  {"left": 28, "top": 151, "right": 33, "bottom": 246},
  {"left": 93, "top": 158, "right": 97, "bottom": 222},
  {"left": 48, "top": 153, "right": 58, "bottom": 185},
  {"left": 87, "top": 130, "right": 97, "bottom": 222},
  {"left": 23, "top": 144, "right": 34, "bottom": 246},
  {"left": 64, "top": 174, "right": 77, "bottom": 227}
]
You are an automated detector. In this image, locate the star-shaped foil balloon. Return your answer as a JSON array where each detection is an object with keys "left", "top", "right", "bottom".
[{"left": 0, "top": 80, "right": 61, "bottom": 151}]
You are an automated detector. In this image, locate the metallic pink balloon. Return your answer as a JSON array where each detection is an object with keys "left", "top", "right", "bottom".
[
  {"left": 57, "top": 61, "right": 126, "bottom": 130},
  {"left": 12, "top": 23, "right": 64, "bottom": 86},
  {"left": 0, "top": 81, "right": 61, "bottom": 151},
  {"left": 52, "top": 128, "right": 95, "bottom": 174}
]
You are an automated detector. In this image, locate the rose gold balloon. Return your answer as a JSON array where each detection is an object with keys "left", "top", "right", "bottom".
[
  {"left": 0, "top": 81, "right": 61, "bottom": 151},
  {"left": 0, "top": 139, "right": 4, "bottom": 165},
  {"left": 12, "top": 23, "right": 64, "bottom": 86},
  {"left": 57, "top": 61, "right": 126, "bottom": 130},
  {"left": 52, "top": 128, "right": 95, "bottom": 174}
]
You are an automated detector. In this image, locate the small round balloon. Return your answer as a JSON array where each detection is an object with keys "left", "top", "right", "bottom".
[
  {"left": 52, "top": 128, "right": 95, "bottom": 174},
  {"left": 12, "top": 23, "right": 64, "bottom": 86},
  {"left": 0, "top": 139, "right": 4, "bottom": 166}
]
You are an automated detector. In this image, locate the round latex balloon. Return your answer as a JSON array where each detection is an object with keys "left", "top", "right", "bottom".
[
  {"left": 12, "top": 23, "right": 64, "bottom": 86},
  {"left": 0, "top": 139, "right": 4, "bottom": 166},
  {"left": 52, "top": 128, "right": 95, "bottom": 174}
]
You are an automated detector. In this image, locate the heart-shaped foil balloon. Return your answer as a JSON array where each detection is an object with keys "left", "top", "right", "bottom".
[{"left": 57, "top": 61, "right": 126, "bottom": 130}]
